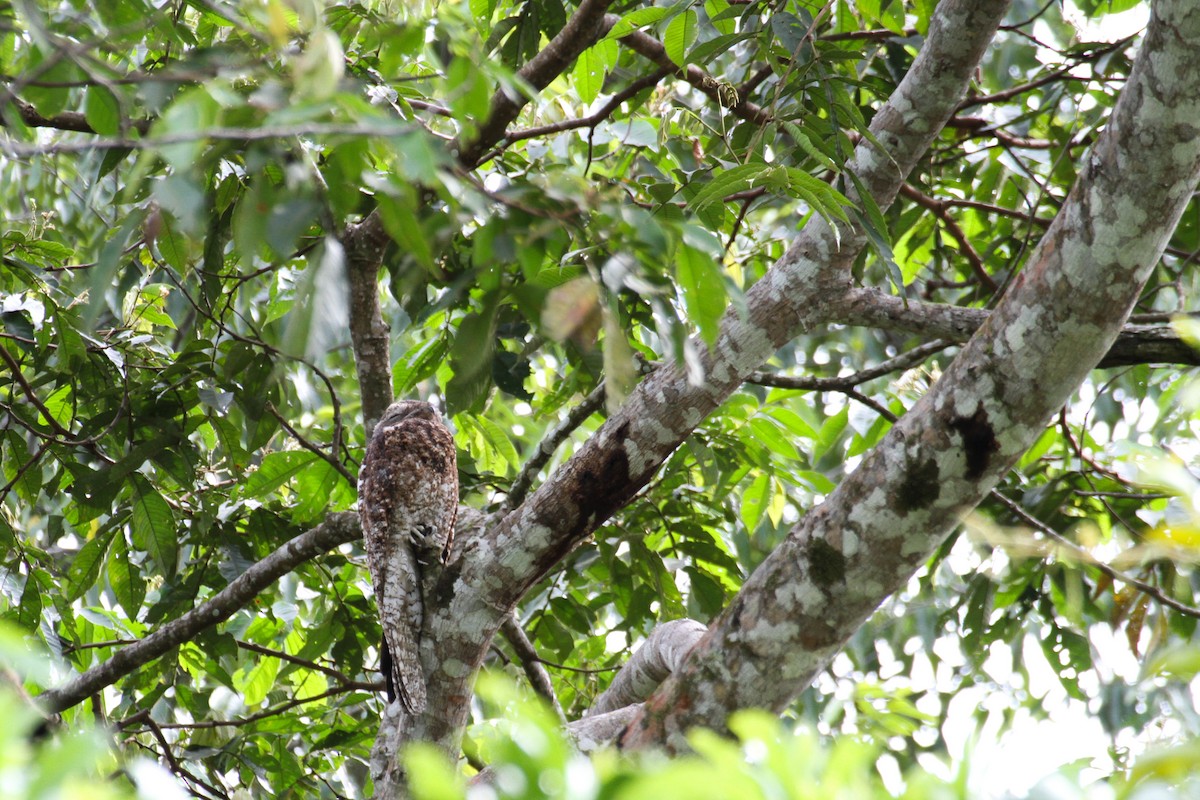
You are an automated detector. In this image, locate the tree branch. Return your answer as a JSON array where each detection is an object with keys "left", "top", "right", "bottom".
[
  {"left": 501, "top": 381, "right": 606, "bottom": 514},
  {"left": 585, "top": 619, "right": 706, "bottom": 718},
  {"left": 457, "top": 0, "right": 616, "bottom": 167},
  {"left": 747, "top": 340, "right": 953, "bottom": 391},
  {"left": 38, "top": 513, "right": 361, "bottom": 715},
  {"left": 342, "top": 220, "right": 394, "bottom": 430},
  {"left": 839, "top": 289, "right": 1200, "bottom": 368},
  {"left": 619, "top": 0, "right": 1200, "bottom": 751},
  {"left": 501, "top": 612, "right": 565, "bottom": 721},
  {"left": 612, "top": 18, "right": 771, "bottom": 125}
]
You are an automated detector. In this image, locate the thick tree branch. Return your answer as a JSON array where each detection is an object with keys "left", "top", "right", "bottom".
[
  {"left": 585, "top": 619, "right": 706, "bottom": 718},
  {"left": 568, "top": 705, "right": 642, "bottom": 752},
  {"left": 839, "top": 290, "right": 1200, "bottom": 367},
  {"left": 619, "top": 0, "right": 1200, "bottom": 750},
  {"left": 343, "top": 221, "right": 395, "bottom": 429},
  {"left": 38, "top": 513, "right": 361, "bottom": 715},
  {"left": 460, "top": 0, "right": 1012, "bottom": 631}
]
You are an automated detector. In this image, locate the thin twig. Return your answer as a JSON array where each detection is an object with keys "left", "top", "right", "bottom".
[
  {"left": 990, "top": 491, "right": 1200, "bottom": 620},
  {"left": 502, "top": 382, "right": 607, "bottom": 513},
  {"left": 501, "top": 612, "right": 566, "bottom": 722},
  {"left": 901, "top": 184, "right": 997, "bottom": 292},
  {"left": 267, "top": 404, "right": 355, "bottom": 484},
  {"left": 746, "top": 340, "right": 952, "bottom": 391}
]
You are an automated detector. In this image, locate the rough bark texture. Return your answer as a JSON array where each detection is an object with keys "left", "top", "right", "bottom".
[
  {"left": 449, "top": 0, "right": 1013, "bottom": 670},
  {"left": 585, "top": 619, "right": 706, "bottom": 718},
  {"left": 618, "top": 0, "right": 1200, "bottom": 751},
  {"left": 358, "top": 0, "right": 1015, "bottom": 780}
]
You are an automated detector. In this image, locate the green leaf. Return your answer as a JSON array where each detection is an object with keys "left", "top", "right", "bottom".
[
  {"left": 766, "top": 407, "right": 817, "bottom": 440},
  {"left": 676, "top": 244, "right": 726, "bottom": 347},
  {"left": 572, "top": 38, "right": 618, "bottom": 105},
  {"left": 705, "top": 0, "right": 735, "bottom": 35},
  {"left": 603, "top": 7, "right": 672, "bottom": 40},
  {"left": 377, "top": 192, "right": 434, "bottom": 273},
  {"left": 294, "top": 459, "right": 354, "bottom": 524},
  {"left": 782, "top": 168, "right": 852, "bottom": 223},
  {"left": 447, "top": 293, "right": 501, "bottom": 414},
  {"left": 152, "top": 87, "right": 219, "bottom": 170},
  {"left": 67, "top": 529, "right": 117, "bottom": 601},
  {"left": 130, "top": 476, "right": 178, "bottom": 580},
  {"left": 740, "top": 472, "right": 771, "bottom": 533},
  {"left": 244, "top": 451, "right": 319, "bottom": 499},
  {"left": 690, "top": 163, "right": 773, "bottom": 212},
  {"left": 83, "top": 86, "right": 120, "bottom": 136},
  {"left": 445, "top": 55, "right": 491, "bottom": 140},
  {"left": 107, "top": 534, "right": 146, "bottom": 619},
  {"left": 238, "top": 655, "right": 280, "bottom": 707},
  {"left": 749, "top": 417, "right": 800, "bottom": 460},
  {"left": 472, "top": 414, "right": 520, "bottom": 476},
  {"left": 394, "top": 336, "right": 450, "bottom": 396},
  {"left": 663, "top": 9, "right": 699, "bottom": 67}
]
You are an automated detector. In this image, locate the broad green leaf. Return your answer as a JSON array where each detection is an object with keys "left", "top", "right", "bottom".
[
  {"left": 472, "top": 414, "right": 520, "bottom": 475},
  {"left": 238, "top": 655, "right": 280, "bottom": 707},
  {"left": 663, "top": 9, "right": 698, "bottom": 67},
  {"left": 67, "top": 529, "right": 117, "bottom": 601},
  {"left": 84, "top": 86, "right": 120, "bottom": 136},
  {"left": 294, "top": 459, "right": 354, "bottom": 524},
  {"left": 445, "top": 55, "right": 491, "bottom": 139},
  {"left": 130, "top": 476, "right": 178, "bottom": 580},
  {"left": 152, "top": 87, "right": 219, "bottom": 170},
  {"left": 573, "top": 38, "right": 618, "bottom": 105},
  {"left": 395, "top": 336, "right": 450, "bottom": 396},
  {"left": 749, "top": 417, "right": 800, "bottom": 460},
  {"left": 107, "top": 534, "right": 146, "bottom": 619},
  {"left": 377, "top": 193, "right": 434, "bottom": 272},
  {"left": 677, "top": 244, "right": 726, "bottom": 347},
  {"left": 741, "top": 472, "right": 771, "bottom": 533},
  {"left": 244, "top": 451, "right": 319, "bottom": 498},
  {"left": 705, "top": 0, "right": 735, "bottom": 35},
  {"left": 603, "top": 7, "right": 672, "bottom": 40}
]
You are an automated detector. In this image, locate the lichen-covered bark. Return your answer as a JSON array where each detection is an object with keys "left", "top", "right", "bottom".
[
  {"left": 361, "top": 0, "right": 1011, "bottom": 777},
  {"left": 452, "top": 0, "right": 1012, "bottom": 664},
  {"left": 618, "top": 0, "right": 1200, "bottom": 751}
]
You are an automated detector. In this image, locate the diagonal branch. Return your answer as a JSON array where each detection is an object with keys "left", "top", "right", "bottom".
[
  {"left": 612, "top": 18, "right": 771, "bottom": 125},
  {"left": 619, "top": 0, "right": 1200, "bottom": 750},
  {"left": 457, "top": 0, "right": 616, "bottom": 167},
  {"left": 38, "top": 513, "right": 361, "bottom": 715},
  {"left": 457, "top": 0, "right": 1013, "bottom": 622}
]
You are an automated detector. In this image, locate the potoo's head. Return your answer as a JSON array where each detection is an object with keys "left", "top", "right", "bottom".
[{"left": 376, "top": 400, "right": 439, "bottom": 432}]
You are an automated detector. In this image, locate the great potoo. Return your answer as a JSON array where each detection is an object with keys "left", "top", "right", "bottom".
[{"left": 358, "top": 400, "right": 458, "bottom": 713}]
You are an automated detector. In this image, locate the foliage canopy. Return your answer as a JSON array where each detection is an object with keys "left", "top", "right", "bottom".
[{"left": 2, "top": 0, "right": 1200, "bottom": 797}]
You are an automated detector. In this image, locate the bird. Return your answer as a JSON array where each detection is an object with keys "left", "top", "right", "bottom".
[{"left": 358, "top": 400, "right": 458, "bottom": 713}]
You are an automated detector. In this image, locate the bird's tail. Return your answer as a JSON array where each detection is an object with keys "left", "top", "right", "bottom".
[{"left": 381, "top": 634, "right": 427, "bottom": 713}]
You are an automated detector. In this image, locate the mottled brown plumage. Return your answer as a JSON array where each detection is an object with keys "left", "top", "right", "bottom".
[{"left": 359, "top": 400, "right": 458, "bottom": 713}]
